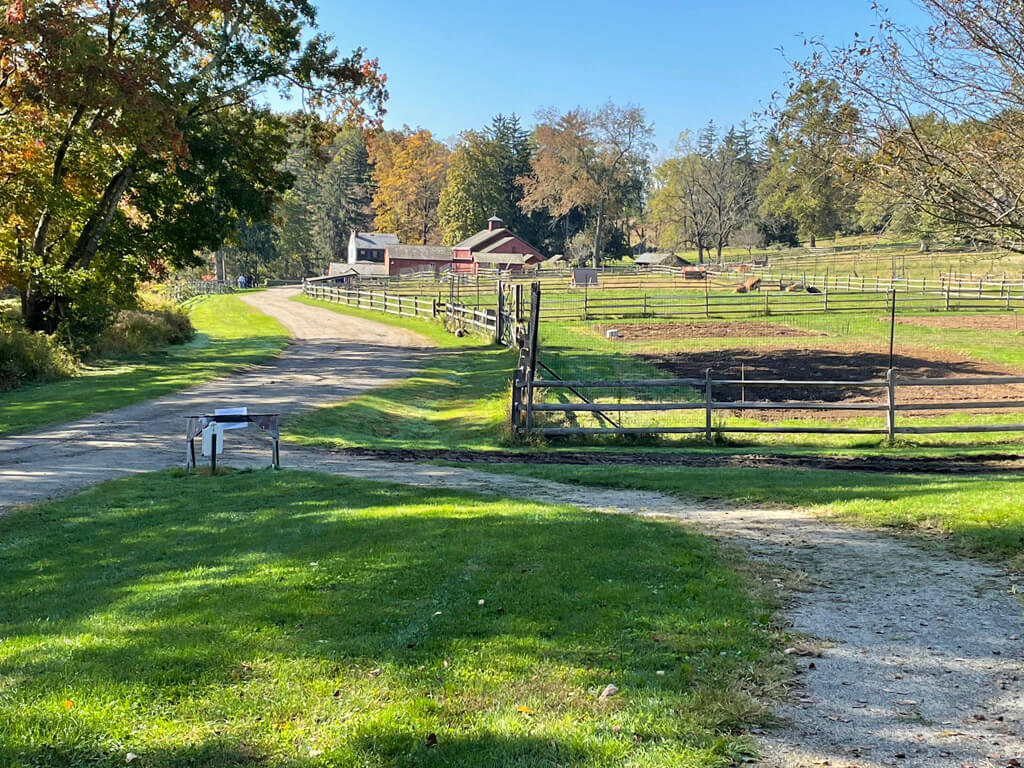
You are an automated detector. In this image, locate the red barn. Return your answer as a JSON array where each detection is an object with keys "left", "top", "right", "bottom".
[
  {"left": 384, "top": 245, "right": 453, "bottom": 275},
  {"left": 452, "top": 217, "right": 544, "bottom": 274}
]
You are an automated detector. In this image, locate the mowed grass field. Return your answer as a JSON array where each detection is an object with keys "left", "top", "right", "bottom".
[
  {"left": 0, "top": 295, "right": 289, "bottom": 436},
  {"left": 453, "top": 463, "right": 1024, "bottom": 571},
  {"left": 0, "top": 470, "right": 785, "bottom": 768}
]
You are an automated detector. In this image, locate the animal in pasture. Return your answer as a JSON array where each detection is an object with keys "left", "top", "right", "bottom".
[
  {"left": 743, "top": 277, "right": 761, "bottom": 292},
  {"left": 806, "top": 285, "right": 822, "bottom": 294}
]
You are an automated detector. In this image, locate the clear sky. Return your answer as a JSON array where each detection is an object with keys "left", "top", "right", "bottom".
[{"left": 312, "top": 0, "right": 930, "bottom": 151}]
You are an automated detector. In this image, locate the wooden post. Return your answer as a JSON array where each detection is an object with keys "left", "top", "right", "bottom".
[
  {"left": 704, "top": 277, "right": 710, "bottom": 318},
  {"left": 210, "top": 432, "right": 217, "bottom": 475},
  {"left": 495, "top": 281, "right": 504, "bottom": 344},
  {"left": 704, "top": 368, "right": 713, "bottom": 442},
  {"left": 886, "top": 368, "right": 896, "bottom": 444},
  {"left": 273, "top": 439, "right": 280, "bottom": 469},
  {"left": 525, "top": 283, "right": 541, "bottom": 433},
  {"left": 823, "top": 284, "right": 828, "bottom": 312}
]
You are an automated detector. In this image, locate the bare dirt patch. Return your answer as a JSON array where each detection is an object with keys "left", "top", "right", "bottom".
[
  {"left": 641, "top": 345, "right": 1024, "bottom": 409},
  {"left": 894, "top": 313, "right": 1024, "bottom": 332},
  {"left": 595, "top": 320, "right": 822, "bottom": 341}
]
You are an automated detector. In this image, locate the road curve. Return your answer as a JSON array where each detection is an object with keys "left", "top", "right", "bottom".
[{"left": 0, "top": 288, "right": 434, "bottom": 512}]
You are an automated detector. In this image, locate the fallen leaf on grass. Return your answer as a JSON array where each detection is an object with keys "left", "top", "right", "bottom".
[
  {"left": 599, "top": 684, "right": 619, "bottom": 701},
  {"left": 516, "top": 706, "right": 534, "bottom": 714},
  {"left": 62, "top": 699, "right": 73, "bottom": 711}
]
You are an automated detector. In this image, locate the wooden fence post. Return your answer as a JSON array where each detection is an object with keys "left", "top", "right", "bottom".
[
  {"left": 886, "top": 368, "right": 896, "bottom": 444},
  {"left": 704, "top": 369, "right": 713, "bottom": 442}
]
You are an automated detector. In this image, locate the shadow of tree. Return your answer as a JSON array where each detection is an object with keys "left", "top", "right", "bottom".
[{"left": 0, "top": 470, "right": 780, "bottom": 768}]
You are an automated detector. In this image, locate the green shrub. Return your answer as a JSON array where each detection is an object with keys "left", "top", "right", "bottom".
[
  {"left": 91, "top": 307, "right": 196, "bottom": 357},
  {"left": 0, "top": 324, "right": 78, "bottom": 391}
]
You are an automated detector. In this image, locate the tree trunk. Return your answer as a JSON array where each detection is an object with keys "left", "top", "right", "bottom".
[
  {"left": 67, "top": 156, "right": 140, "bottom": 270},
  {"left": 697, "top": 245, "right": 705, "bottom": 264},
  {"left": 591, "top": 202, "right": 604, "bottom": 269},
  {"left": 716, "top": 244, "right": 723, "bottom": 263},
  {"left": 809, "top": 234, "right": 817, "bottom": 248}
]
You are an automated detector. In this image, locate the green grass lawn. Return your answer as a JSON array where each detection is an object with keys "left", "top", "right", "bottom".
[
  {"left": 0, "top": 470, "right": 785, "bottom": 768},
  {"left": 452, "top": 463, "right": 1024, "bottom": 570},
  {"left": 0, "top": 295, "right": 289, "bottom": 435}
]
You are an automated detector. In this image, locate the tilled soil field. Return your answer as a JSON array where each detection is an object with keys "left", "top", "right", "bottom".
[
  {"left": 640, "top": 345, "right": 1024, "bottom": 407},
  {"left": 595, "top": 320, "right": 822, "bottom": 341},
  {"left": 894, "top": 313, "right": 1024, "bottom": 332}
]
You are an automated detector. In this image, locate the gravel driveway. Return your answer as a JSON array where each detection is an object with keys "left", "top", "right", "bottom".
[{"left": 0, "top": 288, "right": 433, "bottom": 511}]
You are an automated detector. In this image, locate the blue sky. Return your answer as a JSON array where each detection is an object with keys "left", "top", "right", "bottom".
[{"left": 311, "top": 0, "right": 929, "bottom": 151}]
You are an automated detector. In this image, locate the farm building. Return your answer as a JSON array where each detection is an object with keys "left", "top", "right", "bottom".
[
  {"left": 385, "top": 244, "right": 453, "bottom": 275},
  {"left": 634, "top": 252, "right": 692, "bottom": 268},
  {"left": 452, "top": 217, "right": 544, "bottom": 274},
  {"left": 326, "top": 261, "right": 389, "bottom": 281},
  {"left": 347, "top": 231, "right": 399, "bottom": 265}
]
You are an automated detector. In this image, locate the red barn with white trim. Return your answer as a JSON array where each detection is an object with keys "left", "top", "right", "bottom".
[{"left": 452, "top": 217, "right": 544, "bottom": 274}]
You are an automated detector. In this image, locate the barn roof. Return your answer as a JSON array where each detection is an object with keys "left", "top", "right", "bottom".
[
  {"left": 351, "top": 232, "right": 399, "bottom": 248},
  {"left": 453, "top": 227, "right": 513, "bottom": 251},
  {"left": 634, "top": 252, "right": 689, "bottom": 266},
  {"left": 386, "top": 244, "right": 452, "bottom": 261}
]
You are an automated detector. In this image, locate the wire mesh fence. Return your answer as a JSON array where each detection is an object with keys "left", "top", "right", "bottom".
[{"left": 527, "top": 284, "right": 1024, "bottom": 441}]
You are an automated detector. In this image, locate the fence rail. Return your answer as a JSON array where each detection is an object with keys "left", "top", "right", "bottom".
[
  {"left": 718, "top": 267, "right": 1024, "bottom": 296},
  {"left": 301, "top": 281, "right": 521, "bottom": 346},
  {"left": 540, "top": 287, "right": 1023, "bottom": 320},
  {"left": 525, "top": 371, "right": 1024, "bottom": 440},
  {"left": 167, "top": 280, "right": 234, "bottom": 302}
]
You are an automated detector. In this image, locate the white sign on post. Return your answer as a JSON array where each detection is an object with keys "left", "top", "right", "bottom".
[
  {"left": 201, "top": 423, "right": 225, "bottom": 456},
  {"left": 215, "top": 407, "right": 248, "bottom": 430}
]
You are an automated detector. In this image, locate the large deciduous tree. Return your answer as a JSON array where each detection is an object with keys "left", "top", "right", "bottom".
[
  {"left": 521, "top": 103, "right": 653, "bottom": 267},
  {"left": 799, "top": 0, "right": 1024, "bottom": 252},
  {"left": 758, "top": 79, "right": 859, "bottom": 247},
  {"left": 370, "top": 129, "right": 449, "bottom": 245},
  {"left": 1, "top": 0, "right": 385, "bottom": 340}
]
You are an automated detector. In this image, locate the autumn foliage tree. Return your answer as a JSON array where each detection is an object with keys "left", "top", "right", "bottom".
[
  {"left": 370, "top": 129, "right": 449, "bottom": 245},
  {"left": 0, "top": 0, "right": 385, "bottom": 340},
  {"left": 521, "top": 103, "right": 653, "bottom": 267}
]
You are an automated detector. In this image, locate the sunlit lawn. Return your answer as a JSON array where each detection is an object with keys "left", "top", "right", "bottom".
[
  {"left": 454, "top": 464, "right": 1024, "bottom": 570},
  {"left": 0, "top": 295, "right": 289, "bottom": 435},
  {"left": 0, "top": 470, "right": 784, "bottom": 768}
]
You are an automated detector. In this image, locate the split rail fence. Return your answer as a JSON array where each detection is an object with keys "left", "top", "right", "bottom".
[
  {"left": 521, "top": 372, "right": 1024, "bottom": 440},
  {"left": 302, "top": 282, "right": 522, "bottom": 347},
  {"left": 509, "top": 283, "right": 1024, "bottom": 442},
  {"left": 540, "top": 286, "right": 1024, "bottom": 321}
]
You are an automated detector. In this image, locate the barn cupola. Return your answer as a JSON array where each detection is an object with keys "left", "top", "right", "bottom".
[{"left": 487, "top": 216, "right": 503, "bottom": 231}]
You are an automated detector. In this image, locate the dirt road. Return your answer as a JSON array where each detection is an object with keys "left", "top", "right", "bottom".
[{"left": 0, "top": 288, "right": 433, "bottom": 511}]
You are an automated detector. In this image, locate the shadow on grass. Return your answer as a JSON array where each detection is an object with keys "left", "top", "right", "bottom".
[{"left": 0, "top": 470, "right": 779, "bottom": 768}]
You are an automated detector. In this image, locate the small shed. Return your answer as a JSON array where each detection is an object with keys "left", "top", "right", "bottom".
[{"left": 634, "top": 252, "right": 691, "bottom": 268}]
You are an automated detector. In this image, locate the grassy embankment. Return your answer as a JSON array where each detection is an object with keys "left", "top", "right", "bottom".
[
  {"left": 287, "top": 295, "right": 517, "bottom": 450},
  {"left": 0, "top": 469, "right": 785, "bottom": 768},
  {"left": 0, "top": 295, "right": 289, "bottom": 435}
]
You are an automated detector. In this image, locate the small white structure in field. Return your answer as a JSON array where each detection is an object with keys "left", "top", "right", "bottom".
[{"left": 605, "top": 329, "right": 620, "bottom": 339}]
